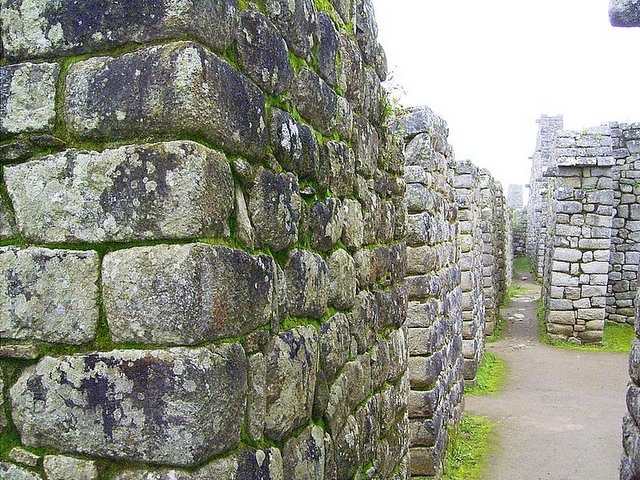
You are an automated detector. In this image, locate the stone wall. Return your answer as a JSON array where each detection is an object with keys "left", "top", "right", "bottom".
[
  {"left": 527, "top": 114, "right": 565, "bottom": 279},
  {"left": 0, "top": 1, "right": 412, "bottom": 478},
  {"left": 507, "top": 184, "right": 524, "bottom": 211},
  {"left": 453, "top": 161, "right": 485, "bottom": 386},
  {"left": 479, "top": 171, "right": 510, "bottom": 335},
  {"left": 608, "top": 123, "right": 640, "bottom": 324},
  {"left": 512, "top": 209, "right": 528, "bottom": 257},
  {"left": 396, "top": 107, "right": 464, "bottom": 478},
  {"left": 541, "top": 127, "right": 615, "bottom": 344}
]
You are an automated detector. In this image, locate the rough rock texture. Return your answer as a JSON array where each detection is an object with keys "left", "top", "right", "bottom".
[
  {"left": 64, "top": 42, "right": 267, "bottom": 159},
  {"left": 103, "top": 244, "right": 278, "bottom": 344},
  {"left": 5, "top": 141, "right": 234, "bottom": 243},
  {"left": 0, "top": 0, "right": 239, "bottom": 60},
  {"left": 0, "top": 462, "right": 41, "bottom": 480},
  {"left": 610, "top": 0, "right": 640, "bottom": 26},
  {"left": 43, "top": 456, "right": 99, "bottom": 480},
  {"left": 621, "top": 289, "right": 640, "bottom": 479},
  {"left": 10, "top": 345, "right": 247, "bottom": 466},
  {"left": 0, "top": 62, "right": 58, "bottom": 135},
  {"left": 0, "top": 247, "right": 99, "bottom": 344}
]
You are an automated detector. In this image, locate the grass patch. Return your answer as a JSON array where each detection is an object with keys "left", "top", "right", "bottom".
[
  {"left": 485, "top": 314, "right": 504, "bottom": 343},
  {"left": 443, "top": 415, "right": 496, "bottom": 480},
  {"left": 513, "top": 256, "right": 533, "bottom": 274},
  {"left": 539, "top": 302, "right": 635, "bottom": 353},
  {"left": 502, "top": 283, "right": 526, "bottom": 308},
  {"left": 465, "top": 351, "right": 506, "bottom": 396}
]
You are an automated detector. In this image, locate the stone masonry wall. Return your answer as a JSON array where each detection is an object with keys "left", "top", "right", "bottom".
[
  {"left": 527, "top": 115, "right": 564, "bottom": 279},
  {"left": 512, "top": 209, "right": 527, "bottom": 258},
  {"left": 479, "top": 171, "right": 509, "bottom": 335},
  {"left": 541, "top": 127, "right": 615, "bottom": 344},
  {"left": 608, "top": 123, "right": 640, "bottom": 324},
  {"left": 453, "top": 161, "right": 485, "bottom": 387},
  {"left": 396, "top": 107, "right": 464, "bottom": 479},
  {"left": 0, "top": 1, "right": 411, "bottom": 479}
]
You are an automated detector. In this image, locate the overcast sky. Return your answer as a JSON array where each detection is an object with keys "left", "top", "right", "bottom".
[{"left": 372, "top": 0, "right": 640, "bottom": 200}]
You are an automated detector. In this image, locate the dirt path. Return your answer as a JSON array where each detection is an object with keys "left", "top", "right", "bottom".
[{"left": 465, "top": 268, "right": 629, "bottom": 480}]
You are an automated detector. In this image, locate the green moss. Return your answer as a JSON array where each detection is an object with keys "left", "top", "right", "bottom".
[
  {"left": 502, "top": 283, "right": 525, "bottom": 308},
  {"left": 224, "top": 43, "right": 239, "bottom": 69},
  {"left": 465, "top": 352, "right": 506, "bottom": 396},
  {"left": 288, "top": 52, "right": 310, "bottom": 75},
  {"left": 442, "top": 415, "right": 496, "bottom": 480},
  {"left": 312, "top": 0, "right": 341, "bottom": 26}
]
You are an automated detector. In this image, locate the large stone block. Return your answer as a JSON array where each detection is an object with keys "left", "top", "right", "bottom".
[
  {"left": 0, "top": 463, "right": 41, "bottom": 480},
  {"left": 10, "top": 345, "right": 247, "bottom": 466},
  {"left": 0, "top": 0, "right": 238, "bottom": 60},
  {"left": 64, "top": 42, "right": 267, "bottom": 158},
  {"left": 610, "top": 0, "right": 640, "bottom": 26},
  {"left": 237, "top": 10, "right": 293, "bottom": 95},
  {"left": 103, "top": 244, "right": 278, "bottom": 345},
  {"left": 265, "top": 0, "right": 316, "bottom": 60},
  {"left": 5, "top": 141, "right": 233, "bottom": 243},
  {"left": 283, "top": 424, "right": 325, "bottom": 480},
  {"left": 293, "top": 67, "right": 337, "bottom": 136},
  {"left": 249, "top": 169, "right": 301, "bottom": 251},
  {"left": 112, "top": 446, "right": 283, "bottom": 479},
  {"left": 43, "top": 456, "right": 99, "bottom": 480},
  {"left": 264, "top": 326, "right": 318, "bottom": 441},
  {"left": 284, "top": 249, "right": 329, "bottom": 318},
  {"left": 0, "top": 247, "right": 99, "bottom": 344},
  {"left": 0, "top": 62, "right": 58, "bottom": 135}
]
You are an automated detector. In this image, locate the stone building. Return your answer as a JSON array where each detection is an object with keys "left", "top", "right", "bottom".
[{"left": 507, "top": 184, "right": 524, "bottom": 211}]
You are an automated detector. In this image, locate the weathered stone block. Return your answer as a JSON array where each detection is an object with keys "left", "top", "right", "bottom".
[
  {"left": 249, "top": 169, "right": 301, "bottom": 251},
  {"left": 0, "top": 247, "right": 99, "bottom": 344},
  {"left": 0, "top": 62, "right": 58, "bottom": 135},
  {"left": 0, "top": 462, "right": 41, "bottom": 480},
  {"left": 265, "top": 0, "right": 315, "bottom": 60},
  {"left": 245, "top": 353, "right": 266, "bottom": 443},
  {"left": 5, "top": 141, "right": 233, "bottom": 243},
  {"left": 264, "top": 326, "right": 318, "bottom": 441},
  {"left": 112, "top": 446, "right": 283, "bottom": 479},
  {"left": 327, "top": 249, "right": 356, "bottom": 310},
  {"left": 319, "top": 141, "right": 355, "bottom": 196},
  {"left": 0, "top": 0, "right": 238, "bottom": 60},
  {"left": 283, "top": 424, "right": 325, "bottom": 480},
  {"left": 43, "top": 456, "right": 99, "bottom": 480},
  {"left": 237, "top": 10, "right": 293, "bottom": 95},
  {"left": 9, "top": 447, "right": 39, "bottom": 467},
  {"left": 269, "top": 108, "right": 319, "bottom": 180},
  {"left": 320, "top": 313, "right": 351, "bottom": 382},
  {"left": 103, "top": 244, "right": 278, "bottom": 345},
  {"left": 325, "top": 354, "right": 371, "bottom": 434},
  {"left": 64, "top": 42, "right": 267, "bottom": 158},
  {"left": 285, "top": 249, "right": 329, "bottom": 318},
  {"left": 309, "top": 198, "right": 343, "bottom": 252},
  {"left": 0, "top": 196, "right": 16, "bottom": 240},
  {"left": 11, "top": 345, "right": 247, "bottom": 466},
  {"left": 293, "top": 67, "right": 337, "bottom": 136},
  {"left": 316, "top": 11, "right": 339, "bottom": 86}
]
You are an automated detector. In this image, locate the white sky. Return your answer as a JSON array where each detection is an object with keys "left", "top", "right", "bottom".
[{"left": 372, "top": 0, "right": 640, "bottom": 199}]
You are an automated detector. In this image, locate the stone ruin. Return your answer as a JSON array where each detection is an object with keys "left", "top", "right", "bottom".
[
  {"left": 527, "top": 115, "right": 640, "bottom": 344},
  {"left": 0, "top": 1, "right": 514, "bottom": 478}
]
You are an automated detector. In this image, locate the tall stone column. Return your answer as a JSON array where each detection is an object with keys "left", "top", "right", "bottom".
[{"left": 397, "top": 107, "right": 464, "bottom": 478}]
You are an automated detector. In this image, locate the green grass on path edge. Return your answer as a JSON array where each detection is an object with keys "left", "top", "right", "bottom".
[
  {"left": 465, "top": 351, "right": 506, "bottom": 396},
  {"left": 442, "top": 415, "right": 496, "bottom": 480}
]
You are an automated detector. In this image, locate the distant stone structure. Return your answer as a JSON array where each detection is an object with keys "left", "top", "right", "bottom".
[{"left": 507, "top": 184, "right": 524, "bottom": 211}]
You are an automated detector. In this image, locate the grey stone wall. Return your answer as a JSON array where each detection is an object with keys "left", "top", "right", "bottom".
[
  {"left": 396, "top": 107, "right": 464, "bottom": 478},
  {"left": 527, "top": 114, "right": 565, "bottom": 279},
  {"left": 453, "top": 161, "right": 486, "bottom": 387},
  {"left": 507, "top": 184, "right": 524, "bottom": 211},
  {"left": 0, "top": 1, "right": 411, "bottom": 478},
  {"left": 541, "top": 127, "right": 615, "bottom": 344},
  {"left": 512, "top": 209, "right": 528, "bottom": 258},
  {"left": 608, "top": 123, "right": 640, "bottom": 324}
]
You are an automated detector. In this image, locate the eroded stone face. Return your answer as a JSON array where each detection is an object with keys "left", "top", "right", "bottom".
[
  {"left": 249, "top": 169, "right": 301, "bottom": 251},
  {"left": 0, "top": 62, "right": 58, "bottom": 135},
  {"left": 64, "top": 42, "right": 267, "bottom": 159},
  {"left": 43, "top": 456, "right": 99, "bottom": 480},
  {"left": 0, "top": 0, "right": 238, "bottom": 60},
  {"left": 10, "top": 345, "right": 247, "bottom": 466},
  {"left": 264, "top": 326, "right": 318, "bottom": 441},
  {"left": 5, "top": 141, "right": 233, "bottom": 243},
  {"left": 112, "top": 447, "right": 283, "bottom": 480},
  {"left": 0, "top": 196, "right": 16, "bottom": 240},
  {"left": 0, "top": 462, "right": 41, "bottom": 480},
  {"left": 282, "top": 424, "right": 325, "bottom": 480},
  {"left": 103, "top": 244, "right": 278, "bottom": 345},
  {"left": 0, "top": 247, "right": 99, "bottom": 344},
  {"left": 284, "top": 249, "right": 329, "bottom": 318}
]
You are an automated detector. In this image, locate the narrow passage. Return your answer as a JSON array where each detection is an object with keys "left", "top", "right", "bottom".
[{"left": 466, "top": 267, "right": 628, "bottom": 480}]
